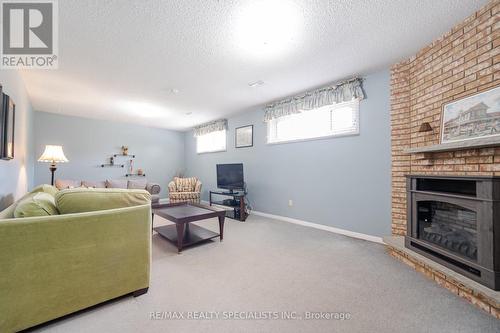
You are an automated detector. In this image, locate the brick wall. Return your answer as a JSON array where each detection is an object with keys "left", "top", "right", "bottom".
[{"left": 391, "top": 0, "right": 500, "bottom": 235}]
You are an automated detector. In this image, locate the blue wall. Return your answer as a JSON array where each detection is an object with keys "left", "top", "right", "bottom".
[
  {"left": 0, "top": 70, "right": 34, "bottom": 210},
  {"left": 185, "top": 69, "right": 391, "bottom": 236},
  {"left": 33, "top": 112, "right": 185, "bottom": 199}
]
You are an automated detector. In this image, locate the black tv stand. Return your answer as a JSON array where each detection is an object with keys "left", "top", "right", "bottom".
[{"left": 209, "top": 190, "right": 248, "bottom": 221}]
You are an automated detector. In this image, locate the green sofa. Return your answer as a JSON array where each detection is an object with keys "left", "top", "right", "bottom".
[{"left": 0, "top": 185, "right": 152, "bottom": 332}]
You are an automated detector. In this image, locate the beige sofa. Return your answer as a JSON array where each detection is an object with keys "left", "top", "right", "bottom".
[{"left": 55, "top": 179, "right": 161, "bottom": 204}]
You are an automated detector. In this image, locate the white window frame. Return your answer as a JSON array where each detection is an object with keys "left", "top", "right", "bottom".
[
  {"left": 266, "top": 99, "right": 360, "bottom": 145},
  {"left": 196, "top": 129, "right": 227, "bottom": 154}
]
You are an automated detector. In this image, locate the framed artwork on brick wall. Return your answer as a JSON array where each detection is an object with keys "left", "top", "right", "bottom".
[{"left": 441, "top": 86, "right": 500, "bottom": 144}]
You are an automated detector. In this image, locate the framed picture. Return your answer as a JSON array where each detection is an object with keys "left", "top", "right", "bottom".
[
  {"left": 441, "top": 85, "right": 500, "bottom": 144},
  {"left": 1, "top": 93, "right": 15, "bottom": 160},
  {"left": 0, "top": 86, "right": 3, "bottom": 159},
  {"left": 235, "top": 125, "right": 253, "bottom": 148}
]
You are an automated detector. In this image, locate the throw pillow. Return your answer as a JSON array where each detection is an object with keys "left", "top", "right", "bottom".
[
  {"left": 0, "top": 203, "right": 16, "bottom": 219},
  {"left": 82, "top": 180, "right": 106, "bottom": 188},
  {"left": 31, "top": 184, "right": 59, "bottom": 197},
  {"left": 14, "top": 192, "right": 59, "bottom": 218},
  {"left": 128, "top": 179, "right": 147, "bottom": 189},
  {"left": 55, "top": 179, "right": 82, "bottom": 190},
  {"left": 105, "top": 179, "right": 128, "bottom": 189}
]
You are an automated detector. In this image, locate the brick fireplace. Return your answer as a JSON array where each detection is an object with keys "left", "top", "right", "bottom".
[
  {"left": 388, "top": 0, "right": 500, "bottom": 318},
  {"left": 391, "top": 0, "right": 500, "bottom": 236}
]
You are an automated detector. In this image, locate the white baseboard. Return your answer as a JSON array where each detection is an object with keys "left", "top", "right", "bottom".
[
  {"left": 251, "top": 210, "right": 384, "bottom": 244},
  {"left": 201, "top": 200, "right": 383, "bottom": 244}
]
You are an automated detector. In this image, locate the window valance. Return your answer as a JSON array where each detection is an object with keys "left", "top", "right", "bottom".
[
  {"left": 193, "top": 119, "right": 228, "bottom": 137},
  {"left": 263, "top": 78, "right": 364, "bottom": 122}
]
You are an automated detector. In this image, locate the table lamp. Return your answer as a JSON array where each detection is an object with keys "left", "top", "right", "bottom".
[{"left": 38, "top": 145, "right": 69, "bottom": 186}]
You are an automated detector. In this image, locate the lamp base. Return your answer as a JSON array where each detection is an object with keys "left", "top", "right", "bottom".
[{"left": 49, "top": 164, "right": 57, "bottom": 186}]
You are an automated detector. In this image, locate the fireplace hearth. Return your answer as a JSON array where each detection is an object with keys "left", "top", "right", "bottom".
[{"left": 405, "top": 175, "right": 500, "bottom": 290}]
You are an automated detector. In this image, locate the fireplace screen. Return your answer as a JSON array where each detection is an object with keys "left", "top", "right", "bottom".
[{"left": 417, "top": 201, "right": 477, "bottom": 261}]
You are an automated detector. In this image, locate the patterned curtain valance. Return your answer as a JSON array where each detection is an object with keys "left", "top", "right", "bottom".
[
  {"left": 263, "top": 78, "right": 364, "bottom": 122},
  {"left": 193, "top": 119, "right": 228, "bottom": 137}
]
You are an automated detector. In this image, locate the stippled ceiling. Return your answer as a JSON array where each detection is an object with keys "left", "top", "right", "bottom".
[{"left": 20, "top": 0, "right": 489, "bottom": 130}]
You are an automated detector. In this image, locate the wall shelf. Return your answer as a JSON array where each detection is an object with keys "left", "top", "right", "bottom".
[
  {"left": 114, "top": 154, "right": 136, "bottom": 158},
  {"left": 100, "top": 164, "right": 124, "bottom": 168},
  {"left": 103, "top": 151, "right": 142, "bottom": 176},
  {"left": 404, "top": 136, "right": 500, "bottom": 154}
]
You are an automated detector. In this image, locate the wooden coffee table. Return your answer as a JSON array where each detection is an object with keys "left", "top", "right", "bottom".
[{"left": 152, "top": 202, "right": 226, "bottom": 253}]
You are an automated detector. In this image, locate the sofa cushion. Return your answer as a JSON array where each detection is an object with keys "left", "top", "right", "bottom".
[
  {"left": 105, "top": 179, "right": 128, "bottom": 189},
  {"left": 127, "top": 179, "right": 147, "bottom": 189},
  {"left": 0, "top": 203, "right": 16, "bottom": 219},
  {"left": 14, "top": 192, "right": 59, "bottom": 218},
  {"left": 55, "top": 179, "right": 82, "bottom": 190},
  {"left": 82, "top": 180, "right": 106, "bottom": 188},
  {"left": 174, "top": 177, "right": 197, "bottom": 192},
  {"left": 31, "top": 184, "right": 59, "bottom": 197},
  {"left": 0, "top": 185, "right": 59, "bottom": 219},
  {"left": 55, "top": 188, "right": 151, "bottom": 214}
]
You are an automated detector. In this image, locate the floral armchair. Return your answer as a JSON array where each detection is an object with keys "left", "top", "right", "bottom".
[{"left": 168, "top": 177, "right": 202, "bottom": 203}]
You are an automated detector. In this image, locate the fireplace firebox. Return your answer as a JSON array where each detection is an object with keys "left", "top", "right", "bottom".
[{"left": 405, "top": 175, "right": 500, "bottom": 290}]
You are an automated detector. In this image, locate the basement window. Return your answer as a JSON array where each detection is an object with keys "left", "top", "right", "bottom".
[
  {"left": 197, "top": 130, "right": 227, "bottom": 153},
  {"left": 266, "top": 99, "right": 360, "bottom": 144}
]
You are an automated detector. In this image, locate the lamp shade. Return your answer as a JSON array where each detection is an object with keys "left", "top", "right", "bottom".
[{"left": 38, "top": 145, "right": 69, "bottom": 163}]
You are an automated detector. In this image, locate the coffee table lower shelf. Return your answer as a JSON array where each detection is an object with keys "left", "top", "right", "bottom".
[{"left": 154, "top": 224, "right": 220, "bottom": 251}]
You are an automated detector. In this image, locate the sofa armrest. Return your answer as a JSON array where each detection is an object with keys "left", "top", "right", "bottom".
[
  {"left": 168, "top": 181, "right": 176, "bottom": 193},
  {"left": 146, "top": 182, "right": 161, "bottom": 195},
  {"left": 194, "top": 180, "right": 202, "bottom": 193},
  {"left": 0, "top": 204, "right": 151, "bottom": 332}
]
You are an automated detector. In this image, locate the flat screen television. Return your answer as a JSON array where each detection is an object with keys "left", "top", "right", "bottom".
[{"left": 216, "top": 163, "right": 244, "bottom": 192}]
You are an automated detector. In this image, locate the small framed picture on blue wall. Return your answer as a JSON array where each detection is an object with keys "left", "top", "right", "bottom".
[{"left": 235, "top": 125, "right": 253, "bottom": 148}]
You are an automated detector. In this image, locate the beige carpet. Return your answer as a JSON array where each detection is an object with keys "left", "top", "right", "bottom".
[{"left": 32, "top": 215, "right": 500, "bottom": 333}]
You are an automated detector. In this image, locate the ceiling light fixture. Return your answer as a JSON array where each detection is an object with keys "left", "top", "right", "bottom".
[
  {"left": 170, "top": 88, "right": 180, "bottom": 94},
  {"left": 248, "top": 80, "right": 264, "bottom": 87},
  {"left": 233, "top": 0, "right": 302, "bottom": 58}
]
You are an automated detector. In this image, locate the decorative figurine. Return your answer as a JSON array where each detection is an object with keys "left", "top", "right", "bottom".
[{"left": 121, "top": 146, "right": 129, "bottom": 156}]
